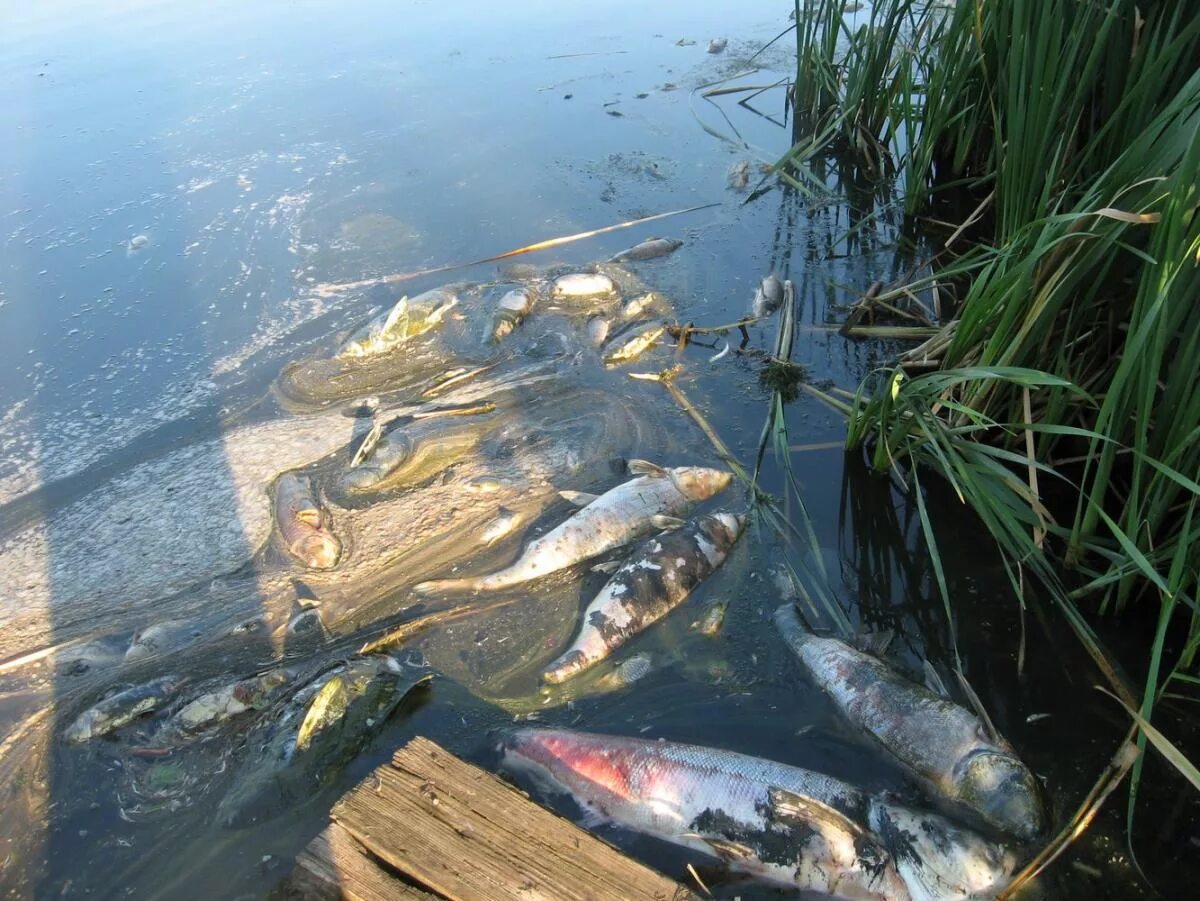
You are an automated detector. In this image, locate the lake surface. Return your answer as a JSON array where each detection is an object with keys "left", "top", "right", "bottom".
[{"left": 0, "top": 1, "right": 1187, "bottom": 897}]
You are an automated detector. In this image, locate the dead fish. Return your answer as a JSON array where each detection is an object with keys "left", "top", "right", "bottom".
[
  {"left": 593, "top": 653, "right": 656, "bottom": 692},
  {"left": 608, "top": 238, "right": 683, "bottom": 263},
  {"left": 752, "top": 274, "right": 785, "bottom": 318},
  {"left": 543, "top": 512, "right": 746, "bottom": 683},
  {"left": 172, "top": 669, "right": 293, "bottom": 733},
  {"left": 707, "top": 37, "right": 728, "bottom": 54},
  {"left": 620, "top": 292, "right": 659, "bottom": 320},
  {"left": 481, "top": 507, "right": 523, "bottom": 547},
  {"left": 603, "top": 324, "right": 665, "bottom": 366},
  {"left": 127, "top": 234, "right": 150, "bottom": 254},
  {"left": 274, "top": 473, "right": 340, "bottom": 570},
  {"left": 774, "top": 604, "right": 1048, "bottom": 841},
  {"left": 691, "top": 599, "right": 729, "bottom": 637},
  {"left": 338, "top": 416, "right": 488, "bottom": 494},
  {"left": 551, "top": 273, "right": 616, "bottom": 300},
  {"left": 124, "top": 619, "right": 204, "bottom": 663},
  {"left": 337, "top": 287, "right": 459, "bottom": 359},
  {"left": 492, "top": 286, "right": 537, "bottom": 341},
  {"left": 64, "top": 676, "right": 185, "bottom": 744},
  {"left": 727, "top": 159, "right": 751, "bottom": 192},
  {"left": 586, "top": 315, "right": 610, "bottom": 347},
  {"left": 500, "top": 729, "right": 958, "bottom": 899},
  {"left": 464, "top": 477, "right": 505, "bottom": 494},
  {"left": 416, "top": 460, "right": 731, "bottom": 594}
]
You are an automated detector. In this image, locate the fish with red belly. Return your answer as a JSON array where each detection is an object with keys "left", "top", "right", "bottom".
[
  {"left": 500, "top": 727, "right": 1016, "bottom": 900},
  {"left": 542, "top": 511, "right": 746, "bottom": 684}
]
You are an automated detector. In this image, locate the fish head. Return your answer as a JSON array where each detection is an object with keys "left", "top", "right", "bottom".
[
  {"left": 293, "top": 533, "right": 341, "bottom": 570},
  {"left": 871, "top": 802, "right": 1016, "bottom": 898},
  {"left": 669, "top": 466, "right": 733, "bottom": 501},
  {"left": 702, "top": 511, "right": 747, "bottom": 547},
  {"left": 542, "top": 650, "right": 589, "bottom": 685},
  {"left": 954, "top": 748, "right": 1048, "bottom": 841}
]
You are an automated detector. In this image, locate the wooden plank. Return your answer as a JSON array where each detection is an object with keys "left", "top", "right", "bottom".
[
  {"left": 289, "top": 822, "right": 439, "bottom": 901},
  {"left": 331, "top": 736, "right": 692, "bottom": 901}
]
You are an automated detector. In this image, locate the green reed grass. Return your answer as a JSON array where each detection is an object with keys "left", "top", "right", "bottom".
[{"left": 785, "top": 0, "right": 1200, "bottom": 829}]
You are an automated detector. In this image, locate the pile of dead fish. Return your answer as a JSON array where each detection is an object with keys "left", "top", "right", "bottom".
[{"left": 39, "top": 235, "right": 1051, "bottom": 898}]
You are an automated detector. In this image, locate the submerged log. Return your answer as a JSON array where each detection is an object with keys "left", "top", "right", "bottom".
[{"left": 290, "top": 736, "right": 691, "bottom": 900}]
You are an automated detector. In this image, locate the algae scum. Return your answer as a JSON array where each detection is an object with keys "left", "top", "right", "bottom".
[{"left": 0, "top": 1, "right": 1165, "bottom": 897}]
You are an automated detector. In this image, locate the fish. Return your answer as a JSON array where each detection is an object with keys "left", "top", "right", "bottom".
[
  {"left": 500, "top": 729, "right": 1012, "bottom": 899},
  {"left": 727, "top": 159, "right": 751, "bottom": 191},
  {"left": 337, "top": 287, "right": 459, "bottom": 358},
  {"left": 274, "top": 473, "right": 340, "bottom": 570},
  {"left": 338, "top": 415, "right": 489, "bottom": 494},
  {"left": 586, "top": 315, "right": 610, "bottom": 347},
  {"left": 171, "top": 669, "right": 293, "bottom": 733},
  {"left": 603, "top": 324, "right": 665, "bottom": 366},
  {"left": 64, "top": 676, "right": 185, "bottom": 744},
  {"left": 593, "top": 652, "right": 656, "bottom": 692},
  {"left": 691, "top": 599, "right": 728, "bottom": 636},
  {"left": 774, "top": 604, "right": 1048, "bottom": 841},
  {"left": 551, "top": 272, "right": 616, "bottom": 299},
  {"left": 464, "top": 477, "right": 505, "bottom": 494},
  {"left": 752, "top": 274, "right": 785, "bottom": 318},
  {"left": 608, "top": 238, "right": 683, "bottom": 263},
  {"left": 543, "top": 512, "right": 746, "bottom": 683},
  {"left": 415, "top": 460, "right": 731, "bottom": 594},
  {"left": 124, "top": 619, "right": 204, "bottom": 663},
  {"left": 707, "top": 37, "right": 728, "bottom": 54},
  {"left": 620, "top": 292, "right": 659, "bottom": 320},
  {"left": 481, "top": 507, "right": 522, "bottom": 547},
  {"left": 492, "top": 286, "right": 537, "bottom": 340}
]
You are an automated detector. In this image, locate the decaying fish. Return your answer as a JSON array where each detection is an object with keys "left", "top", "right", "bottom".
[
  {"left": 481, "top": 507, "right": 523, "bottom": 547},
  {"left": 752, "top": 274, "right": 785, "bottom": 318},
  {"left": 608, "top": 238, "right": 682, "bottom": 263},
  {"left": 338, "top": 415, "right": 489, "bottom": 494},
  {"left": 774, "top": 604, "right": 1047, "bottom": 841},
  {"left": 543, "top": 512, "right": 746, "bottom": 683},
  {"left": 691, "top": 599, "right": 728, "bottom": 637},
  {"left": 603, "top": 323, "right": 665, "bottom": 366},
  {"left": 337, "top": 287, "right": 459, "bottom": 358},
  {"left": 593, "top": 652, "right": 656, "bottom": 692},
  {"left": 64, "top": 676, "right": 185, "bottom": 744},
  {"left": 171, "top": 669, "right": 293, "bottom": 733},
  {"left": 586, "top": 314, "right": 610, "bottom": 347},
  {"left": 728, "top": 159, "right": 751, "bottom": 191},
  {"left": 218, "top": 659, "right": 431, "bottom": 826},
  {"left": 416, "top": 460, "right": 731, "bottom": 594},
  {"left": 501, "top": 728, "right": 998, "bottom": 899},
  {"left": 620, "top": 292, "right": 658, "bottom": 320},
  {"left": 492, "top": 286, "right": 537, "bottom": 340},
  {"left": 551, "top": 272, "right": 616, "bottom": 300},
  {"left": 274, "top": 473, "right": 340, "bottom": 569},
  {"left": 125, "top": 619, "right": 204, "bottom": 663},
  {"left": 707, "top": 37, "right": 728, "bottom": 54}
]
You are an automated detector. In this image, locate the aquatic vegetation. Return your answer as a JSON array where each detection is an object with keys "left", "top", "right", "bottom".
[{"left": 781, "top": 0, "right": 1200, "bottom": 834}]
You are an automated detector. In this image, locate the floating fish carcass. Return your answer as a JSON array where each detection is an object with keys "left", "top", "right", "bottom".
[
  {"left": 337, "top": 287, "right": 460, "bottom": 359},
  {"left": 608, "top": 238, "right": 683, "bottom": 263},
  {"left": 274, "top": 472, "right": 340, "bottom": 569},
  {"left": 338, "top": 414, "right": 493, "bottom": 495},
  {"left": 171, "top": 668, "right": 294, "bottom": 733},
  {"left": 602, "top": 323, "right": 665, "bottom": 366},
  {"left": 416, "top": 460, "right": 731, "bottom": 594},
  {"left": 543, "top": 511, "right": 746, "bottom": 683},
  {"left": 619, "top": 292, "right": 659, "bottom": 320},
  {"left": 752, "top": 273, "right": 785, "bottom": 318},
  {"left": 774, "top": 604, "right": 1048, "bottom": 841},
  {"left": 491, "top": 286, "right": 538, "bottom": 340},
  {"left": 707, "top": 37, "right": 728, "bottom": 54},
  {"left": 551, "top": 272, "right": 617, "bottom": 300},
  {"left": 480, "top": 507, "right": 523, "bottom": 547},
  {"left": 501, "top": 728, "right": 1013, "bottom": 899},
  {"left": 64, "top": 676, "right": 186, "bottom": 744},
  {"left": 727, "top": 159, "right": 751, "bottom": 191},
  {"left": 585, "top": 314, "right": 610, "bottom": 347},
  {"left": 691, "top": 599, "right": 728, "bottom": 637}
]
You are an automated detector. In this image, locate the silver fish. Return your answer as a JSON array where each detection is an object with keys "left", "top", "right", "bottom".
[
  {"left": 125, "top": 619, "right": 204, "bottom": 663},
  {"left": 586, "top": 314, "right": 610, "bottom": 347},
  {"left": 603, "top": 323, "right": 665, "bottom": 366},
  {"left": 774, "top": 604, "right": 1047, "bottom": 841},
  {"left": 274, "top": 473, "right": 340, "bottom": 570},
  {"left": 415, "top": 460, "right": 731, "bottom": 593},
  {"left": 707, "top": 37, "right": 727, "bottom": 54},
  {"left": 172, "top": 669, "right": 293, "bottom": 733},
  {"left": 64, "top": 676, "right": 185, "bottom": 744},
  {"left": 501, "top": 729, "right": 1012, "bottom": 899},
  {"left": 337, "top": 287, "right": 459, "bottom": 359},
  {"left": 608, "top": 238, "right": 682, "bottom": 263},
  {"left": 492, "top": 286, "right": 537, "bottom": 340},
  {"left": 752, "top": 274, "right": 785, "bottom": 318},
  {"left": 543, "top": 512, "right": 746, "bottom": 683},
  {"left": 481, "top": 507, "right": 523, "bottom": 547},
  {"left": 620, "top": 292, "right": 659, "bottom": 320},
  {"left": 595, "top": 652, "right": 656, "bottom": 691},
  {"left": 551, "top": 272, "right": 616, "bottom": 299}
]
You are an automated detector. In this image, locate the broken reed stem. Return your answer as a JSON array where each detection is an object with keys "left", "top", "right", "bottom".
[{"left": 359, "top": 598, "right": 518, "bottom": 656}]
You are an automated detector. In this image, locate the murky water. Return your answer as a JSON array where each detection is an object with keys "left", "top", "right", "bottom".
[{"left": 1, "top": 1, "right": 1194, "bottom": 898}]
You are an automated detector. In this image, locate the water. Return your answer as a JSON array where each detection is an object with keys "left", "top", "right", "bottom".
[{"left": 0, "top": 1, "right": 1192, "bottom": 897}]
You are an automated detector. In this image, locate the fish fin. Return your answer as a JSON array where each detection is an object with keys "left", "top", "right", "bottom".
[
  {"left": 590, "top": 560, "right": 622, "bottom": 575},
  {"left": 955, "top": 669, "right": 1003, "bottom": 743},
  {"left": 627, "top": 458, "right": 667, "bottom": 477},
  {"left": 852, "top": 629, "right": 894, "bottom": 657},
  {"left": 923, "top": 660, "right": 952, "bottom": 700},
  {"left": 381, "top": 296, "right": 410, "bottom": 332},
  {"left": 768, "top": 787, "right": 866, "bottom": 838},
  {"left": 651, "top": 514, "right": 686, "bottom": 531},
  {"left": 688, "top": 835, "right": 757, "bottom": 862},
  {"left": 559, "top": 490, "right": 599, "bottom": 507},
  {"left": 413, "top": 578, "right": 481, "bottom": 595}
]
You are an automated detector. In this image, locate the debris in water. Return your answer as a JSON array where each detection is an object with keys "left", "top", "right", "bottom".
[{"left": 707, "top": 38, "right": 727, "bottom": 54}]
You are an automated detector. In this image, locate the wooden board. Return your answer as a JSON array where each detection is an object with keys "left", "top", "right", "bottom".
[
  {"left": 290, "top": 822, "right": 438, "bottom": 901},
  {"left": 328, "top": 736, "right": 693, "bottom": 901}
]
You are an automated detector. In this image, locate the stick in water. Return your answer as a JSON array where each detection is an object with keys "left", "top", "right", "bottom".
[{"left": 314, "top": 203, "right": 720, "bottom": 296}]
